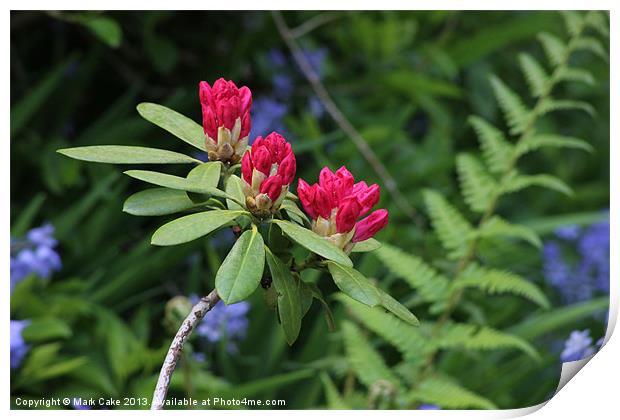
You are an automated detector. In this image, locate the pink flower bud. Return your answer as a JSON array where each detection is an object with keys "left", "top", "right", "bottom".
[
  {"left": 252, "top": 145, "right": 272, "bottom": 175},
  {"left": 199, "top": 78, "right": 252, "bottom": 142},
  {"left": 241, "top": 152, "right": 253, "bottom": 184},
  {"left": 315, "top": 186, "right": 334, "bottom": 219},
  {"left": 336, "top": 197, "right": 361, "bottom": 233},
  {"left": 352, "top": 209, "right": 388, "bottom": 243},
  {"left": 260, "top": 175, "right": 284, "bottom": 201},
  {"left": 298, "top": 179, "right": 317, "bottom": 219},
  {"left": 278, "top": 153, "right": 296, "bottom": 186},
  {"left": 357, "top": 184, "right": 380, "bottom": 214}
]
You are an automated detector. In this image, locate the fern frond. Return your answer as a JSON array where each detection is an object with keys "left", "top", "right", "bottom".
[
  {"left": 338, "top": 294, "right": 428, "bottom": 361},
  {"left": 468, "top": 116, "right": 514, "bottom": 174},
  {"left": 456, "top": 153, "right": 498, "bottom": 213},
  {"left": 573, "top": 36, "right": 608, "bottom": 61},
  {"left": 518, "top": 53, "right": 549, "bottom": 97},
  {"left": 374, "top": 244, "right": 450, "bottom": 303},
  {"left": 341, "top": 321, "right": 400, "bottom": 388},
  {"left": 408, "top": 375, "right": 497, "bottom": 409},
  {"left": 560, "top": 11, "right": 584, "bottom": 36},
  {"left": 557, "top": 67, "right": 595, "bottom": 85},
  {"left": 537, "top": 32, "right": 567, "bottom": 66},
  {"left": 320, "top": 372, "right": 350, "bottom": 409},
  {"left": 477, "top": 216, "right": 542, "bottom": 248},
  {"left": 584, "top": 11, "right": 609, "bottom": 37},
  {"left": 433, "top": 322, "right": 540, "bottom": 360},
  {"left": 423, "top": 190, "right": 474, "bottom": 260},
  {"left": 489, "top": 75, "right": 530, "bottom": 135},
  {"left": 502, "top": 172, "right": 573, "bottom": 196},
  {"left": 539, "top": 98, "right": 596, "bottom": 117},
  {"left": 516, "top": 134, "right": 593, "bottom": 157},
  {"left": 454, "top": 264, "right": 550, "bottom": 309}
]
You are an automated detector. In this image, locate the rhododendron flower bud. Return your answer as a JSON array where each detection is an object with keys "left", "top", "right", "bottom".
[
  {"left": 297, "top": 166, "right": 388, "bottom": 252},
  {"left": 199, "top": 78, "right": 252, "bottom": 164},
  {"left": 241, "top": 132, "right": 296, "bottom": 217}
]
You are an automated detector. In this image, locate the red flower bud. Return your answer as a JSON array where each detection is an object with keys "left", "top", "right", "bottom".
[
  {"left": 241, "top": 152, "right": 253, "bottom": 184},
  {"left": 260, "top": 175, "right": 284, "bottom": 201},
  {"left": 336, "top": 197, "right": 361, "bottom": 233},
  {"left": 298, "top": 179, "right": 317, "bottom": 219},
  {"left": 315, "top": 186, "right": 334, "bottom": 219},
  {"left": 357, "top": 183, "right": 380, "bottom": 214},
  {"left": 352, "top": 209, "right": 388, "bottom": 243},
  {"left": 278, "top": 153, "right": 296, "bottom": 186},
  {"left": 199, "top": 78, "right": 252, "bottom": 141},
  {"left": 251, "top": 145, "right": 272, "bottom": 175}
]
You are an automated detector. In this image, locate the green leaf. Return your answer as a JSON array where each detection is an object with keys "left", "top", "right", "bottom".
[
  {"left": 57, "top": 146, "right": 200, "bottom": 164},
  {"left": 557, "top": 67, "right": 595, "bottom": 85},
  {"left": 216, "top": 226, "right": 265, "bottom": 304},
  {"left": 374, "top": 243, "right": 450, "bottom": 303},
  {"left": 516, "top": 134, "right": 593, "bottom": 157},
  {"left": 341, "top": 321, "right": 400, "bottom": 387},
  {"left": 265, "top": 247, "right": 302, "bottom": 345},
  {"left": 351, "top": 238, "right": 382, "bottom": 253},
  {"left": 456, "top": 153, "right": 498, "bottom": 213},
  {"left": 327, "top": 261, "right": 380, "bottom": 306},
  {"left": 377, "top": 288, "right": 420, "bottom": 326},
  {"left": 123, "top": 188, "right": 199, "bottom": 216},
  {"left": 468, "top": 116, "right": 514, "bottom": 174},
  {"left": 136, "top": 102, "right": 206, "bottom": 151},
  {"left": 502, "top": 172, "right": 573, "bottom": 196},
  {"left": 423, "top": 190, "right": 474, "bottom": 260},
  {"left": 151, "top": 210, "right": 245, "bottom": 246},
  {"left": 539, "top": 98, "right": 596, "bottom": 117},
  {"left": 280, "top": 200, "right": 311, "bottom": 226},
  {"left": 320, "top": 372, "right": 349, "bottom": 409},
  {"left": 305, "top": 283, "right": 336, "bottom": 331},
  {"left": 477, "top": 216, "right": 542, "bottom": 248},
  {"left": 537, "top": 32, "right": 566, "bottom": 66},
  {"left": 22, "top": 318, "right": 72, "bottom": 342},
  {"left": 187, "top": 162, "right": 221, "bottom": 187},
  {"left": 560, "top": 11, "right": 584, "bottom": 36},
  {"left": 489, "top": 75, "right": 530, "bottom": 135},
  {"left": 518, "top": 53, "right": 549, "bottom": 97},
  {"left": 573, "top": 36, "right": 608, "bottom": 61},
  {"left": 11, "top": 192, "right": 46, "bottom": 237},
  {"left": 455, "top": 264, "right": 550, "bottom": 309},
  {"left": 584, "top": 11, "right": 609, "bottom": 37},
  {"left": 271, "top": 220, "right": 352, "bottom": 267},
  {"left": 76, "top": 15, "right": 123, "bottom": 48},
  {"left": 408, "top": 375, "right": 496, "bottom": 409},
  {"left": 225, "top": 175, "right": 247, "bottom": 211}
]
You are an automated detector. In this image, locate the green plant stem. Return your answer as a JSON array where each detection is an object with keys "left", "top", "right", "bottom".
[{"left": 418, "top": 16, "right": 591, "bottom": 378}]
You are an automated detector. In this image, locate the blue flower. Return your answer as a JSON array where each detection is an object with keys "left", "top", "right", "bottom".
[
  {"left": 308, "top": 95, "right": 324, "bottom": 118},
  {"left": 27, "top": 223, "right": 58, "bottom": 248},
  {"left": 554, "top": 225, "right": 581, "bottom": 241},
  {"left": 418, "top": 404, "right": 441, "bottom": 410},
  {"left": 302, "top": 48, "right": 327, "bottom": 78},
  {"left": 250, "top": 97, "right": 289, "bottom": 140},
  {"left": 192, "top": 298, "right": 250, "bottom": 353},
  {"left": 11, "top": 320, "right": 31, "bottom": 369},
  {"left": 560, "top": 329, "right": 598, "bottom": 362}
]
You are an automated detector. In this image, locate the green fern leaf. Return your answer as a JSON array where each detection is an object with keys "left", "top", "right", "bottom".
[
  {"left": 320, "top": 372, "right": 350, "bottom": 409},
  {"left": 573, "top": 36, "right": 608, "bottom": 61},
  {"left": 560, "top": 11, "right": 584, "bottom": 36},
  {"left": 516, "top": 134, "right": 593, "bottom": 157},
  {"left": 502, "top": 172, "right": 573, "bottom": 196},
  {"left": 584, "top": 11, "right": 609, "bottom": 37},
  {"left": 537, "top": 32, "right": 567, "bottom": 67},
  {"left": 489, "top": 75, "right": 530, "bottom": 135},
  {"left": 454, "top": 263, "right": 550, "bottom": 308},
  {"left": 539, "top": 98, "right": 595, "bottom": 117},
  {"left": 408, "top": 375, "right": 497, "bottom": 409},
  {"left": 468, "top": 116, "right": 514, "bottom": 174},
  {"left": 338, "top": 294, "right": 428, "bottom": 361},
  {"left": 423, "top": 190, "right": 474, "bottom": 260},
  {"left": 341, "top": 321, "right": 400, "bottom": 388},
  {"left": 518, "top": 53, "right": 549, "bottom": 97},
  {"left": 456, "top": 153, "right": 498, "bottom": 213},
  {"left": 557, "top": 67, "right": 595, "bottom": 85},
  {"left": 477, "top": 216, "right": 542, "bottom": 248},
  {"left": 374, "top": 244, "right": 450, "bottom": 303},
  {"left": 433, "top": 322, "right": 540, "bottom": 361}
]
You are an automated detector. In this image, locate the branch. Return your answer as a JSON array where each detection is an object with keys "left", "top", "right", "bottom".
[
  {"left": 289, "top": 12, "right": 345, "bottom": 38},
  {"left": 271, "top": 11, "right": 422, "bottom": 226},
  {"left": 151, "top": 289, "right": 220, "bottom": 410}
]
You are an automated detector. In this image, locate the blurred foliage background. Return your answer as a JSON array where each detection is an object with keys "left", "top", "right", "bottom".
[{"left": 10, "top": 10, "right": 609, "bottom": 409}]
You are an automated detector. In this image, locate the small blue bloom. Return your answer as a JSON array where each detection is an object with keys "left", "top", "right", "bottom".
[
  {"left": 560, "top": 329, "right": 597, "bottom": 362},
  {"left": 554, "top": 225, "right": 580, "bottom": 241},
  {"left": 272, "top": 74, "right": 294, "bottom": 100},
  {"left": 250, "top": 97, "right": 288, "bottom": 140},
  {"left": 419, "top": 404, "right": 441, "bottom": 410},
  {"left": 308, "top": 95, "right": 324, "bottom": 118},
  {"left": 267, "top": 49, "right": 288, "bottom": 68},
  {"left": 302, "top": 48, "right": 327, "bottom": 78},
  {"left": 192, "top": 298, "right": 250, "bottom": 353},
  {"left": 27, "top": 223, "right": 58, "bottom": 248},
  {"left": 11, "top": 320, "right": 31, "bottom": 369}
]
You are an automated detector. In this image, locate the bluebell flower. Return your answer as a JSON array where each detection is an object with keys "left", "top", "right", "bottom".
[
  {"left": 250, "top": 97, "right": 288, "bottom": 140},
  {"left": 267, "top": 49, "right": 288, "bottom": 68},
  {"left": 542, "top": 214, "right": 609, "bottom": 303},
  {"left": 192, "top": 298, "right": 250, "bottom": 353},
  {"left": 419, "top": 404, "right": 441, "bottom": 410},
  {"left": 11, "top": 320, "right": 31, "bottom": 369},
  {"left": 302, "top": 48, "right": 327, "bottom": 78},
  {"left": 560, "top": 329, "right": 597, "bottom": 362},
  {"left": 10, "top": 223, "right": 62, "bottom": 292},
  {"left": 272, "top": 74, "right": 294, "bottom": 99},
  {"left": 308, "top": 95, "right": 324, "bottom": 118}
]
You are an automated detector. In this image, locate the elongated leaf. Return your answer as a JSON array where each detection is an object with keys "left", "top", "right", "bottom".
[
  {"left": 137, "top": 102, "right": 206, "bottom": 150},
  {"left": 225, "top": 175, "right": 247, "bottom": 211},
  {"left": 280, "top": 200, "right": 311, "bottom": 226},
  {"left": 557, "top": 67, "right": 595, "bottom": 85},
  {"left": 502, "top": 172, "right": 573, "bottom": 196},
  {"left": 423, "top": 190, "right": 473, "bottom": 260},
  {"left": 573, "top": 36, "right": 608, "bottom": 61},
  {"left": 518, "top": 53, "right": 549, "bottom": 97},
  {"left": 351, "top": 238, "right": 382, "bottom": 253},
  {"left": 377, "top": 288, "right": 419, "bottom": 326},
  {"left": 57, "top": 146, "right": 200, "bottom": 164},
  {"left": 187, "top": 162, "right": 221, "bottom": 187},
  {"left": 456, "top": 153, "right": 498, "bottom": 213},
  {"left": 408, "top": 375, "right": 496, "bottom": 409},
  {"left": 151, "top": 210, "right": 245, "bottom": 246},
  {"left": 216, "top": 226, "right": 265, "bottom": 304},
  {"left": 468, "top": 116, "right": 514, "bottom": 174},
  {"left": 539, "top": 98, "right": 595, "bottom": 117},
  {"left": 327, "top": 261, "right": 380, "bottom": 306},
  {"left": 305, "top": 283, "right": 336, "bottom": 331},
  {"left": 516, "top": 134, "right": 592, "bottom": 157},
  {"left": 271, "top": 220, "right": 352, "bottom": 267},
  {"left": 537, "top": 32, "right": 566, "bottom": 66},
  {"left": 123, "top": 188, "right": 199, "bottom": 216},
  {"left": 265, "top": 247, "right": 302, "bottom": 344},
  {"left": 477, "top": 216, "right": 542, "bottom": 248},
  {"left": 490, "top": 75, "right": 530, "bottom": 135},
  {"left": 22, "top": 318, "right": 72, "bottom": 342},
  {"left": 320, "top": 372, "right": 349, "bottom": 409}
]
